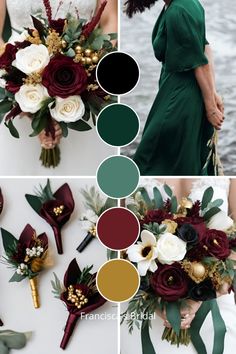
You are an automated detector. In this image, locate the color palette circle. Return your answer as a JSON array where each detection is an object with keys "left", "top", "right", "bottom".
[
  {"left": 97, "top": 207, "right": 140, "bottom": 250},
  {"left": 96, "top": 259, "right": 140, "bottom": 302},
  {"left": 97, "top": 104, "right": 140, "bottom": 147},
  {"left": 96, "top": 52, "right": 140, "bottom": 95},
  {"left": 97, "top": 156, "right": 140, "bottom": 199}
]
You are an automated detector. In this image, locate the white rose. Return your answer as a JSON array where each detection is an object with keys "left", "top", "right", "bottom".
[
  {"left": 207, "top": 211, "right": 234, "bottom": 231},
  {"left": 13, "top": 44, "right": 50, "bottom": 74},
  {"left": 157, "top": 233, "right": 187, "bottom": 265},
  {"left": 15, "top": 84, "right": 49, "bottom": 113},
  {"left": 49, "top": 95, "right": 85, "bottom": 123}
]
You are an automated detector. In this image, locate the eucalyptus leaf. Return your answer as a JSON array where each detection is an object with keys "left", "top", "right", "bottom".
[
  {"left": 0, "top": 99, "right": 12, "bottom": 113},
  {"left": 107, "top": 249, "right": 118, "bottom": 260},
  {"left": 59, "top": 122, "right": 69, "bottom": 137},
  {"left": 203, "top": 207, "right": 221, "bottom": 221},
  {"left": 201, "top": 187, "right": 214, "bottom": 210},
  {"left": 164, "top": 184, "right": 173, "bottom": 198},
  {"left": 140, "top": 187, "right": 153, "bottom": 209},
  {"left": 5, "top": 119, "right": 19, "bottom": 138},
  {"left": 65, "top": 48, "right": 76, "bottom": 57},
  {"left": 100, "top": 198, "right": 117, "bottom": 215},
  {"left": 171, "top": 196, "right": 178, "bottom": 213},
  {"left": 153, "top": 187, "right": 164, "bottom": 209}
]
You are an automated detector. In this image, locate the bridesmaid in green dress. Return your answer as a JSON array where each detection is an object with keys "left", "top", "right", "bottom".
[{"left": 125, "top": 0, "right": 224, "bottom": 176}]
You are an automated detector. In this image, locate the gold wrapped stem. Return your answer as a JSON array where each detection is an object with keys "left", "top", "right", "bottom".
[{"left": 29, "top": 277, "right": 40, "bottom": 309}]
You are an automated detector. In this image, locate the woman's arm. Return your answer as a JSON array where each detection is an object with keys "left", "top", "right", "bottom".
[
  {"left": 98, "top": 0, "right": 118, "bottom": 34},
  {"left": 0, "top": 0, "right": 6, "bottom": 47},
  {"left": 194, "top": 45, "right": 224, "bottom": 130}
]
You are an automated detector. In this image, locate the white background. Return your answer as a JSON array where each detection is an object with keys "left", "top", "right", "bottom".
[{"left": 0, "top": 178, "right": 118, "bottom": 354}]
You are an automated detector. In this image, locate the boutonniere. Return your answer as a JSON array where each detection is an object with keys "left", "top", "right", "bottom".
[
  {"left": 1, "top": 224, "right": 48, "bottom": 308},
  {"left": 25, "top": 180, "right": 74, "bottom": 254},
  {"left": 51, "top": 258, "right": 106, "bottom": 349},
  {"left": 77, "top": 187, "right": 116, "bottom": 252}
]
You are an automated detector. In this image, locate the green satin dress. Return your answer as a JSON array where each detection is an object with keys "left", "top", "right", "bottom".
[{"left": 133, "top": 0, "right": 217, "bottom": 176}]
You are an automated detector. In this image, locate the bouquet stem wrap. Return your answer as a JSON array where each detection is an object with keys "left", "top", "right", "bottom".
[
  {"left": 40, "top": 145, "right": 60, "bottom": 168},
  {"left": 60, "top": 314, "right": 78, "bottom": 350},
  {"left": 52, "top": 226, "right": 63, "bottom": 255},
  {"left": 29, "top": 277, "right": 40, "bottom": 309}
]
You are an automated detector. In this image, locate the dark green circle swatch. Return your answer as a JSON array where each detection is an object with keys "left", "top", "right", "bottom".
[
  {"left": 97, "top": 156, "right": 140, "bottom": 198},
  {"left": 97, "top": 104, "right": 139, "bottom": 147}
]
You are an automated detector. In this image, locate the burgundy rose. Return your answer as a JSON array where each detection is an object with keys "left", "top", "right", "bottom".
[
  {"left": 0, "top": 43, "right": 17, "bottom": 68},
  {"left": 42, "top": 54, "right": 88, "bottom": 98},
  {"left": 229, "top": 238, "right": 236, "bottom": 250},
  {"left": 150, "top": 263, "right": 189, "bottom": 302},
  {"left": 39, "top": 183, "right": 75, "bottom": 254},
  {"left": 60, "top": 259, "right": 106, "bottom": 349},
  {"left": 141, "top": 209, "right": 172, "bottom": 226},
  {"left": 5, "top": 67, "right": 26, "bottom": 94},
  {"left": 199, "top": 229, "right": 230, "bottom": 260},
  {"left": 50, "top": 18, "right": 66, "bottom": 34}
]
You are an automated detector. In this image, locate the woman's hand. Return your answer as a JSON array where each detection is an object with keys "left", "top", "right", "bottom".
[
  {"left": 157, "top": 300, "right": 202, "bottom": 330},
  {"left": 206, "top": 104, "right": 224, "bottom": 130},
  {"left": 39, "top": 122, "right": 62, "bottom": 149},
  {"left": 214, "top": 92, "right": 224, "bottom": 114}
]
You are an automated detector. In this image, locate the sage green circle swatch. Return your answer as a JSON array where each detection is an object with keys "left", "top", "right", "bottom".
[
  {"left": 97, "top": 104, "right": 140, "bottom": 147},
  {"left": 97, "top": 156, "right": 140, "bottom": 198}
]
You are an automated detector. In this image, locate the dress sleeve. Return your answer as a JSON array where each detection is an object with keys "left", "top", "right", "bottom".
[{"left": 165, "top": 6, "right": 208, "bottom": 72}]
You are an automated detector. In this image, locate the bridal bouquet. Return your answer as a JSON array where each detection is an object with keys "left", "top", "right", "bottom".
[
  {"left": 51, "top": 258, "right": 106, "bottom": 349},
  {"left": 122, "top": 185, "right": 236, "bottom": 354},
  {"left": 0, "top": 0, "right": 117, "bottom": 167},
  {"left": 1, "top": 224, "right": 49, "bottom": 309}
]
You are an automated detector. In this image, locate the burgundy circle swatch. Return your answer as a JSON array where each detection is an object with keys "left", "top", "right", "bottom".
[{"left": 97, "top": 208, "right": 140, "bottom": 250}]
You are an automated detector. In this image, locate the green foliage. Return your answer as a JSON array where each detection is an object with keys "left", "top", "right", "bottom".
[
  {"left": 107, "top": 249, "right": 118, "bottom": 260},
  {"left": 9, "top": 272, "right": 26, "bottom": 283},
  {"left": 81, "top": 186, "right": 105, "bottom": 215},
  {"left": 201, "top": 187, "right": 214, "bottom": 210},
  {"left": 143, "top": 222, "right": 167, "bottom": 237},
  {"left": 59, "top": 122, "right": 69, "bottom": 138},
  {"left": 170, "top": 195, "right": 178, "bottom": 213},
  {"left": 25, "top": 194, "right": 42, "bottom": 214},
  {"left": 78, "top": 265, "right": 93, "bottom": 285},
  {"left": 0, "top": 88, "right": 7, "bottom": 101},
  {"left": 153, "top": 187, "right": 164, "bottom": 209},
  {"left": 1, "top": 228, "right": 18, "bottom": 255},
  {"left": 34, "top": 179, "right": 55, "bottom": 203},
  {"left": 165, "top": 302, "right": 181, "bottom": 336},
  {"left": 29, "top": 98, "right": 54, "bottom": 137},
  {"left": 67, "top": 119, "right": 92, "bottom": 132},
  {"left": 51, "top": 273, "right": 65, "bottom": 299},
  {"left": 164, "top": 184, "right": 173, "bottom": 198},
  {"left": 5, "top": 119, "right": 19, "bottom": 138},
  {"left": 203, "top": 207, "right": 221, "bottom": 221},
  {"left": 100, "top": 198, "right": 117, "bottom": 215}
]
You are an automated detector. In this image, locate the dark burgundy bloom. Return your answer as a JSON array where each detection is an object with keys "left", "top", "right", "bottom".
[
  {"left": 5, "top": 67, "right": 26, "bottom": 94},
  {"left": 0, "top": 188, "right": 3, "bottom": 215},
  {"left": 175, "top": 216, "right": 206, "bottom": 241},
  {"left": 177, "top": 224, "right": 199, "bottom": 246},
  {"left": 187, "top": 200, "right": 201, "bottom": 217},
  {"left": 150, "top": 263, "right": 189, "bottom": 302},
  {"left": 12, "top": 224, "right": 48, "bottom": 263},
  {"left": 0, "top": 43, "right": 17, "bottom": 68},
  {"left": 82, "top": 1, "right": 107, "bottom": 38},
  {"left": 50, "top": 18, "right": 66, "bottom": 34},
  {"left": 42, "top": 54, "right": 88, "bottom": 98},
  {"left": 14, "top": 40, "right": 32, "bottom": 50},
  {"left": 199, "top": 229, "right": 230, "bottom": 260},
  {"left": 188, "top": 280, "right": 216, "bottom": 301},
  {"left": 60, "top": 259, "right": 106, "bottom": 349},
  {"left": 5, "top": 104, "right": 22, "bottom": 121},
  {"left": 141, "top": 209, "right": 172, "bottom": 226},
  {"left": 229, "top": 238, "right": 236, "bottom": 250},
  {"left": 40, "top": 183, "right": 75, "bottom": 254}
]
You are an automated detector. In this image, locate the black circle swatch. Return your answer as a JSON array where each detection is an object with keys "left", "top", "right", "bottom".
[{"left": 96, "top": 52, "right": 140, "bottom": 95}]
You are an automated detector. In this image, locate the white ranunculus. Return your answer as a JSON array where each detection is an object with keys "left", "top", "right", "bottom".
[
  {"left": 207, "top": 211, "right": 234, "bottom": 231},
  {"left": 127, "top": 230, "right": 158, "bottom": 276},
  {"left": 157, "top": 233, "right": 187, "bottom": 265},
  {"left": 13, "top": 44, "right": 50, "bottom": 74},
  {"left": 15, "top": 84, "right": 49, "bottom": 113},
  {"left": 49, "top": 96, "right": 85, "bottom": 123}
]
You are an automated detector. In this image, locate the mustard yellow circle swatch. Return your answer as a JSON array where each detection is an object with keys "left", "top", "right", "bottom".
[{"left": 96, "top": 259, "right": 140, "bottom": 302}]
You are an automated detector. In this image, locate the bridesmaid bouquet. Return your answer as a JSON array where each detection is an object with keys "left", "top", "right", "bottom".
[
  {"left": 77, "top": 186, "right": 117, "bottom": 253},
  {"left": 122, "top": 185, "right": 236, "bottom": 354},
  {"left": 25, "top": 179, "right": 74, "bottom": 255},
  {"left": 0, "top": 0, "right": 117, "bottom": 167},
  {"left": 51, "top": 258, "right": 106, "bottom": 349},
  {"left": 1, "top": 224, "right": 48, "bottom": 309}
]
